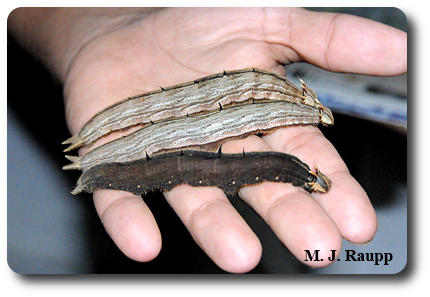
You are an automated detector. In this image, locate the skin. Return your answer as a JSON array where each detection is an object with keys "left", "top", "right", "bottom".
[{"left": 8, "top": 7, "right": 406, "bottom": 273}]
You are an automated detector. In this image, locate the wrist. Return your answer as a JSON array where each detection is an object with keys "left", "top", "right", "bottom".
[{"left": 8, "top": 7, "right": 162, "bottom": 83}]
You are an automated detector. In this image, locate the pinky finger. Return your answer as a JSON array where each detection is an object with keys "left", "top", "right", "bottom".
[{"left": 93, "top": 190, "right": 162, "bottom": 262}]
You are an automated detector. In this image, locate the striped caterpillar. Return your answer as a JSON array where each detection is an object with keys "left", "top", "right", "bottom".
[
  {"left": 63, "top": 100, "right": 331, "bottom": 171},
  {"left": 63, "top": 69, "right": 333, "bottom": 152}
]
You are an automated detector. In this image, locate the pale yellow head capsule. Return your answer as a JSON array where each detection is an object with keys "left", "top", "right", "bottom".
[
  {"left": 298, "top": 77, "right": 318, "bottom": 107},
  {"left": 320, "top": 106, "right": 334, "bottom": 126},
  {"left": 298, "top": 77, "right": 334, "bottom": 126}
]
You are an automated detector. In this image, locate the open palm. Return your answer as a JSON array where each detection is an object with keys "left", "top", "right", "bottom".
[{"left": 62, "top": 8, "right": 406, "bottom": 273}]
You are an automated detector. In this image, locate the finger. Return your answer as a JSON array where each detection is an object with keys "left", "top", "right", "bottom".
[
  {"left": 263, "top": 126, "right": 378, "bottom": 244},
  {"left": 294, "top": 9, "right": 407, "bottom": 75},
  {"left": 240, "top": 182, "right": 342, "bottom": 267},
  {"left": 266, "top": 8, "right": 406, "bottom": 75},
  {"left": 93, "top": 190, "right": 162, "bottom": 262},
  {"left": 314, "top": 170, "right": 378, "bottom": 244},
  {"left": 164, "top": 185, "right": 262, "bottom": 273},
  {"left": 222, "top": 135, "right": 342, "bottom": 267}
]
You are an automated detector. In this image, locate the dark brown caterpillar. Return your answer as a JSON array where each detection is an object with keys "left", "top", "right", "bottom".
[{"left": 71, "top": 150, "right": 331, "bottom": 195}]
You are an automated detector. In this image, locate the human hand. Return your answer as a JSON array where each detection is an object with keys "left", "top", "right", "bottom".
[{"left": 47, "top": 8, "right": 406, "bottom": 273}]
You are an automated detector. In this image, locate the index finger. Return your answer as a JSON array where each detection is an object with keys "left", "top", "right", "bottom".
[
  {"left": 262, "top": 126, "right": 378, "bottom": 244},
  {"left": 220, "top": 134, "right": 342, "bottom": 267}
]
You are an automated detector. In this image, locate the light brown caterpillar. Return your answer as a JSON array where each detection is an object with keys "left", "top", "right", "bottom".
[
  {"left": 62, "top": 69, "right": 333, "bottom": 152},
  {"left": 63, "top": 100, "right": 331, "bottom": 171}
]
